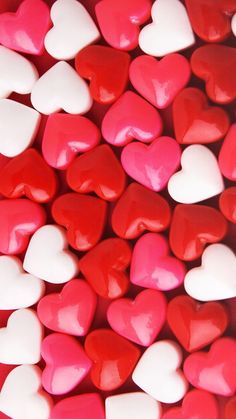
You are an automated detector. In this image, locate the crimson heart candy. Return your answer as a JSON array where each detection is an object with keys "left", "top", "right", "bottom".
[
  {"left": 84, "top": 329, "right": 140, "bottom": 391},
  {"left": 225, "top": 397, "right": 236, "bottom": 419},
  {"left": 66, "top": 144, "right": 126, "bottom": 201},
  {"left": 79, "top": 238, "right": 131, "bottom": 299},
  {"left": 170, "top": 204, "right": 228, "bottom": 261},
  {"left": 112, "top": 183, "right": 171, "bottom": 239},
  {"left": 173, "top": 87, "right": 229, "bottom": 144},
  {"left": 75, "top": 45, "right": 130, "bottom": 104},
  {"left": 51, "top": 192, "right": 107, "bottom": 251},
  {"left": 50, "top": 394, "right": 105, "bottom": 419},
  {"left": 219, "top": 124, "right": 236, "bottom": 180},
  {"left": 219, "top": 187, "right": 236, "bottom": 223}
]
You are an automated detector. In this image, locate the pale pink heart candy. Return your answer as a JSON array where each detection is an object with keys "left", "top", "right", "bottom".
[{"left": 121, "top": 136, "right": 181, "bottom": 191}]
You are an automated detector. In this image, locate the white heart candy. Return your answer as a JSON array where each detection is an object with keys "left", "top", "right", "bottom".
[
  {"left": 0, "top": 365, "right": 53, "bottom": 419},
  {"left": 185, "top": 243, "right": 236, "bottom": 301},
  {"left": 168, "top": 145, "right": 224, "bottom": 203},
  {"left": 139, "top": 0, "right": 195, "bottom": 57},
  {"left": 231, "top": 13, "right": 236, "bottom": 36},
  {"left": 44, "top": 0, "right": 100, "bottom": 60},
  {"left": 0, "top": 46, "right": 38, "bottom": 99},
  {"left": 105, "top": 392, "right": 162, "bottom": 419},
  {"left": 23, "top": 224, "right": 79, "bottom": 284},
  {"left": 31, "top": 61, "right": 92, "bottom": 115},
  {"left": 132, "top": 340, "right": 188, "bottom": 403},
  {"left": 0, "top": 309, "right": 43, "bottom": 365},
  {"left": 0, "top": 99, "right": 41, "bottom": 157},
  {"left": 0, "top": 256, "right": 45, "bottom": 310}
]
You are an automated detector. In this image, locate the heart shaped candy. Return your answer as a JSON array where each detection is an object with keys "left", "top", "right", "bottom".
[
  {"left": 184, "top": 244, "right": 236, "bottom": 301},
  {"left": 139, "top": 0, "right": 195, "bottom": 57},
  {"left": 225, "top": 397, "right": 236, "bottom": 419},
  {"left": 23, "top": 224, "right": 79, "bottom": 284},
  {"left": 132, "top": 340, "right": 188, "bottom": 403},
  {"left": 219, "top": 187, "right": 236, "bottom": 223},
  {"left": 51, "top": 394, "right": 105, "bottom": 419},
  {"left": 0, "top": 256, "right": 45, "bottom": 310},
  {"left": 41, "top": 333, "right": 92, "bottom": 395},
  {"left": 75, "top": 45, "right": 130, "bottom": 104},
  {"left": 37, "top": 279, "right": 97, "bottom": 336},
  {"left": 31, "top": 61, "right": 92, "bottom": 115},
  {"left": 85, "top": 329, "right": 140, "bottom": 391},
  {"left": 219, "top": 124, "right": 236, "bottom": 180},
  {"left": 130, "top": 233, "right": 186, "bottom": 291},
  {"left": 102, "top": 91, "right": 163, "bottom": 146},
  {"left": 105, "top": 392, "right": 162, "bottom": 419},
  {"left": 44, "top": 0, "right": 100, "bottom": 60},
  {"left": 0, "top": 309, "right": 43, "bottom": 365},
  {"left": 168, "top": 145, "right": 224, "bottom": 203}
]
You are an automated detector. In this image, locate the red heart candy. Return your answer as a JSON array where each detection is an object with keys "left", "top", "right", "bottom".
[
  {"left": 67, "top": 144, "right": 126, "bottom": 201},
  {"left": 129, "top": 54, "right": 191, "bottom": 109},
  {"left": 173, "top": 87, "right": 229, "bottom": 144},
  {"left": 191, "top": 45, "right": 236, "bottom": 104},
  {"left": 0, "top": 148, "right": 57, "bottom": 203},
  {"left": 51, "top": 192, "right": 107, "bottom": 251},
  {"left": 162, "top": 389, "right": 219, "bottom": 419},
  {"left": 37, "top": 279, "right": 97, "bottom": 336},
  {"left": 95, "top": 0, "right": 151, "bottom": 50},
  {"left": 42, "top": 113, "right": 101, "bottom": 170},
  {"left": 0, "top": 198, "right": 46, "bottom": 254},
  {"left": 225, "top": 397, "right": 236, "bottom": 419},
  {"left": 79, "top": 238, "right": 131, "bottom": 299},
  {"left": 75, "top": 45, "right": 130, "bottom": 104},
  {"left": 51, "top": 394, "right": 105, "bottom": 419},
  {"left": 184, "top": 337, "right": 236, "bottom": 396},
  {"left": 0, "top": 0, "right": 50, "bottom": 55},
  {"left": 84, "top": 329, "right": 140, "bottom": 391},
  {"left": 185, "top": 0, "right": 236, "bottom": 42},
  {"left": 101, "top": 91, "right": 163, "bottom": 147},
  {"left": 41, "top": 333, "right": 92, "bottom": 395},
  {"left": 167, "top": 295, "right": 228, "bottom": 352},
  {"left": 170, "top": 204, "right": 228, "bottom": 261},
  {"left": 219, "top": 187, "right": 236, "bottom": 223},
  {"left": 107, "top": 289, "right": 167, "bottom": 346},
  {"left": 219, "top": 124, "right": 236, "bottom": 180},
  {"left": 112, "top": 183, "right": 171, "bottom": 239}
]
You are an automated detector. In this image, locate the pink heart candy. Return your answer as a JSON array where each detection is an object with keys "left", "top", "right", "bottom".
[
  {"left": 130, "top": 233, "right": 186, "bottom": 291},
  {"left": 121, "top": 136, "right": 181, "bottom": 191},
  {"left": 51, "top": 393, "right": 105, "bottom": 419}
]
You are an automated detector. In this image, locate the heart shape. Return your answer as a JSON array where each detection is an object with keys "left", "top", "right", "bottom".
[
  {"left": 184, "top": 243, "right": 236, "bottom": 301},
  {"left": 129, "top": 53, "right": 191, "bottom": 109},
  {"left": 0, "top": 0, "right": 50, "bottom": 55},
  {"left": 112, "top": 183, "right": 171, "bottom": 239},
  {"left": 75, "top": 45, "right": 130, "bottom": 104},
  {"left": 0, "top": 198, "right": 46, "bottom": 255},
  {"left": 37, "top": 279, "right": 97, "bottom": 336},
  {"left": 219, "top": 187, "right": 236, "bottom": 223},
  {"left": 51, "top": 393, "right": 105, "bottom": 419},
  {"left": 168, "top": 145, "right": 224, "bottom": 204},
  {"left": 42, "top": 113, "right": 100, "bottom": 170},
  {"left": 139, "top": 0, "right": 195, "bottom": 56},
  {"left": 95, "top": 0, "right": 151, "bottom": 50},
  {"left": 0, "top": 256, "right": 45, "bottom": 310},
  {"left": 52, "top": 192, "right": 107, "bottom": 251},
  {"left": 225, "top": 397, "right": 236, "bottom": 419},
  {"left": 169, "top": 204, "right": 228, "bottom": 261},
  {"left": 31, "top": 61, "right": 92, "bottom": 115},
  {"left": 107, "top": 289, "right": 167, "bottom": 346},
  {"left": 101, "top": 91, "right": 163, "bottom": 146},
  {"left": 132, "top": 340, "right": 188, "bottom": 403},
  {"left": 121, "top": 136, "right": 181, "bottom": 191},
  {"left": 173, "top": 87, "right": 230, "bottom": 144},
  {"left": 0, "top": 148, "right": 57, "bottom": 203},
  {"left": 67, "top": 144, "right": 126, "bottom": 201},
  {"left": 41, "top": 332, "right": 92, "bottom": 395},
  {"left": 130, "top": 233, "right": 186, "bottom": 291},
  {"left": 79, "top": 238, "right": 131, "bottom": 299},
  {"left": 167, "top": 295, "right": 228, "bottom": 352},
  {"left": 105, "top": 392, "right": 162, "bottom": 419},
  {"left": 0, "top": 365, "right": 52, "bottom": 419},
  {"left": 0, "top": 309, "right": 43, "bottom": 365},
  {"left": 184, "top": 337, "right": 236, "bottom": 396},
  {"left": 219, "top": 123, "right": 236, "bottom": 180},
  {"left": 23, "top": 224, "right": 79, "bottom": 284},
  {"left": 85, "top": 329, "right": 140, "bottom": 391},
  {"left": 44, "top": 0, "right": 100, "bottom": 60},
  {"left": 191, "top": 45, "right": 236, "bottom": 104},
  {"left": 0, "top": 99, "right": 41, "bottom": 157}
]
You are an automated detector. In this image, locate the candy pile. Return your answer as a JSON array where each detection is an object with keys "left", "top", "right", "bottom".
[{"left": 0, "top": 0, "right": 236, "bottom": 418}]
